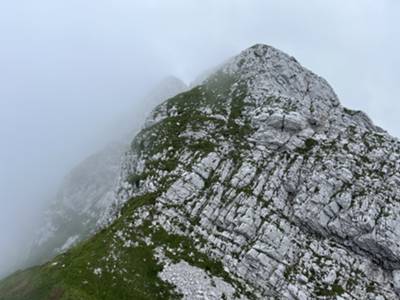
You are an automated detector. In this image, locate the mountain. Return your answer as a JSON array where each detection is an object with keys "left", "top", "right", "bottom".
[
  {"left": 24, "top": 77, "right": 187, "bottom": 268},
  {"left": 24, "top": 142, "right": 126, "bottom": 267},
  {"left": 2, "top": 44, "right": 400, "bottom": 299}
]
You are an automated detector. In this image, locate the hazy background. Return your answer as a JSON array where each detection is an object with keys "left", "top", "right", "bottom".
[{"left": 0, "top": 0, "right": 399, "bottom": 277}]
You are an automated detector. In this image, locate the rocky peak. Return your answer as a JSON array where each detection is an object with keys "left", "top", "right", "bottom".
[
  {"left": 107, "top": 44, "right": 400, "bottom": 298},
  {"left": 224, "top": 44, "right": 339, "bottom": 107},
  {"left": 218, "top": 44, "right": 381, "bottom": 150}
]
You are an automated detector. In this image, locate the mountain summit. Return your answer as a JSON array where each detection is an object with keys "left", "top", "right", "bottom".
[{"left": 1, "top": 44, "right": 400, "bottom": 299}]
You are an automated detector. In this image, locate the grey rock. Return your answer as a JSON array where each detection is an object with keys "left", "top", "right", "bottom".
[{"left": 98, "top": 45, "right": 400, "bottom": 299}]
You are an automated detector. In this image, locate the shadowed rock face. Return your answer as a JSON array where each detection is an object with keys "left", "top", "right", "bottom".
[
  {"left": 104, "top": 44, "right": 400, "bottom": 298},
  {"left": 3, "top": 44, "right": 400, "bottom": 299}
]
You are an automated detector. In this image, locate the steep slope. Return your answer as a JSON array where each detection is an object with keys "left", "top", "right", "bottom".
[
  {"left": 2, "top": 44, "right": 400, "bottom": 299},
  {"left": 25, "top": 77, "right": 187, "bottom": 268}
]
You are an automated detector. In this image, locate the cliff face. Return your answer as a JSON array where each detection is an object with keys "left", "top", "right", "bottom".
[{"left": 2, "top": 44, "right": 400, "bottom": 300}]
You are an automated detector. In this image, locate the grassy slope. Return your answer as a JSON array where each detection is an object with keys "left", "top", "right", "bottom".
[
  {"left": 0, "top": 192, "right": 236, "bottom": 300},
  {"left": 0, "top": 193, "right": 176, "bottom": 300}
]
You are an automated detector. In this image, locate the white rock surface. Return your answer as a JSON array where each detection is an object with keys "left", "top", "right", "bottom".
[{"left": 159, "top": 261, "right": 244, "bottom": 300}]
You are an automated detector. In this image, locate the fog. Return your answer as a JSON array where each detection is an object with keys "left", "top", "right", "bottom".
[{"left": 0, "top": 0, "right": 399, "bottom": 277}]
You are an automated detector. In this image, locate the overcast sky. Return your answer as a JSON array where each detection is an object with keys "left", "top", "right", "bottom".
[{"left": 0, "top": 0, "right": 399, "bottom": 276}]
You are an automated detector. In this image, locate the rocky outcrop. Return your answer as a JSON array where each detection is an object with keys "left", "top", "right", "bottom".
[{"left": 102, "top": 44, "right": 400, "bottom": 299}]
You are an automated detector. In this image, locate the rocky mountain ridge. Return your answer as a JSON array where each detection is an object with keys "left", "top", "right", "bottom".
[
  {"left": 1, "top": 44, "right": 400, "bottom": 299},
  {"left": 103, "top": 44, "right": 400, "bottom": 299}
]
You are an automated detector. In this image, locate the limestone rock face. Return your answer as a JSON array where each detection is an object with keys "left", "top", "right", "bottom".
[{"left": 103, "top": 44, "right": 400, "bottom": 299}]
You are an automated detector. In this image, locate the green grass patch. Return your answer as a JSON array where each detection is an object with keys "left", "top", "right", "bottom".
[
  {"left": 315, "top": 282, "right": 345, "bottom": 297},
  {"left": 295, "top": 138, "right": 317, "bottom": 156}
]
